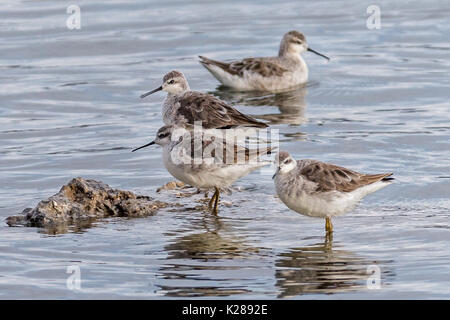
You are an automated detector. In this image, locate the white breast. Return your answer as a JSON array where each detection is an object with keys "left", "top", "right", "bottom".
[{"left": 162, "top": 146, "right": 269, "bottom": 189}]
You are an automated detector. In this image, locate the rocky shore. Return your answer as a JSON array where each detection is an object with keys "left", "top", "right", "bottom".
[{"left": 6, "top": 177, "right": 169, "bottom": 229}]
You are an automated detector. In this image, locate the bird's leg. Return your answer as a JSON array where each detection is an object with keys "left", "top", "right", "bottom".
[
  {"left": 212, "top": 187, "right": 220, "bottom": 215},
  {"left": 208, "top": 189, "right": 218, "bottom": 209},
  {"left": 325, "top": 217, "right": 333, "bottom": 233},
  {"left": 325, "top": 229, "right": 333, "bottom": 247}
]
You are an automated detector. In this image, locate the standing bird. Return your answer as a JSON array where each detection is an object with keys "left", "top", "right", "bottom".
[
  {"left": 132, "top": 125, "right": 274, "bottom": 214},
  {"left": 199, "top": 30, "right": 329, "bottom": 91},
  {"left": 140, "top": 70, "right": 268, "bottom": 129},
  {"left": 273, "top": 151, "right": 394, "bottom": 234}
]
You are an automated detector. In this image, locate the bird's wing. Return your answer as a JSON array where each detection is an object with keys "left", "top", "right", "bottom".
[
  {"left": 199, "top": 56, "right": 234, "bottom": 73},
  {"left": 176, "top": 91, "right": 268, "bottom": 129},
  {"left": 299, "top": 160, "right": 393, "bottom": 193},
  {"left": 220, "top": 142, "right": 274, "bottom": 164},
  {"left": 199, "top": 56, "right": 288, "bottom": 78},
  {"left": 229, "top": 58, "right": 289, "bottom": 77},
  {"left": 185, "top": 134, "right": 274, "bottom": 166}
]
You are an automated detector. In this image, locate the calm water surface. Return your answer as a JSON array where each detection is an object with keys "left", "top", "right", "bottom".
[{"left": 0, "top": 0, "right": 449, "bottom": 299}]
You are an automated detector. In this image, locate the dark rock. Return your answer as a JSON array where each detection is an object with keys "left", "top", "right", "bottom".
[{"left": 6, "top": 177, "right": 168, "bottom": 229}]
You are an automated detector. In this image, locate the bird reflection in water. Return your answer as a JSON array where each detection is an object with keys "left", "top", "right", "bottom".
[
  {"left": 209, "top": 85, "right": 309, "bottom": 126},
  {"left": 157, "top": 214, "right": 262, "bottom": 297},
  {"left": 275, "top": 234, "right": 392, "bottom": 297},
  {"left": 164, "top": 216, "right": 259, "bottom": 260}
]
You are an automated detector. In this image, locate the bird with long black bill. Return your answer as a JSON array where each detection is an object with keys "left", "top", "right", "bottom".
[
  {"left": 132, "top": 125, "right": 274, "bottom": 215},
  {"left": 273, "top": 151, "right": 394, "bottom": 234},
  {"left": 140, "top": 70, "right": 268, "bottom": 129},
  {"left": 199, "top": 30, "right": 329, "bottom": 91}
]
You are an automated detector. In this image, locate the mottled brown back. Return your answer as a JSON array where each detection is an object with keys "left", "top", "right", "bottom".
[
  {"left": 176, "top": 91, "right": 268, "bottom": 129},
  {"left": 199, "top": 56, "right": 288, "bottom": 78},
  {"left": 300, "top": 160, "right": 393, "bottom": 193}
]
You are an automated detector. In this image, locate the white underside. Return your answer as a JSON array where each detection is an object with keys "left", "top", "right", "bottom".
[
  {"left": 275, "top": 179, "right": 391, "bottom": 218},
  {"left": 203, "top": 62, "right": 308, "bottom": 91},
  {"left": 163, "top": 148, "right": 269, "bottom": 189}
]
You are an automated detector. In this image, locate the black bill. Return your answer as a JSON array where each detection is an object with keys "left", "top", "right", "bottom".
[
  {"left": 132, "top": 141, "right": 155, "bottom": 152},
  {"left": 140, "top": 86, "right": 163, "bottom": 99},
  {"left": 307, "top": 48, "right": 330, "bottom": 61}
]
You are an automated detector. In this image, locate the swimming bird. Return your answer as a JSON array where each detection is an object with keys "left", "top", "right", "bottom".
[
  {"left": 132, "top": 125, "right": 274, "bottom": 214},
  {"left": 199, "top": 30, "right": 329, "bottom": 91},
  {"left": 273, "top": 151, "right": 394, "bottom": 234},
  {"left": 140, "top": 70, "right": 268, "bottom": 129}
]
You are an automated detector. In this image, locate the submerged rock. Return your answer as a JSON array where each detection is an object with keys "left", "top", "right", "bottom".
[{"left": 6, "top": 177, "right": 168, "bottom": 229}]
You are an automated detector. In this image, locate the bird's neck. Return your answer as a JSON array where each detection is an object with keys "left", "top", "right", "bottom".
[
  {"left": 278, "top": 42, "right": 303, "bottom": 61},
  {"left": 279, "top": 50, "right": 302, "bottom": 61},
  {"left": 167, "top": 86, "right": 190, "bottom": 97},
  {"left": 163, "top": 95, "right": 177, "bottom": 124},
  {"left": 279, "top": 49, "right": 307, "bottom": 75}
]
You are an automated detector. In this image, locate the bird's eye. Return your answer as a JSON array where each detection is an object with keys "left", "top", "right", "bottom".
[
  {"left": 158, "top": 133, "right": 168, "bottom": 139},
  {"left": 284, "top": 159, "right": 291, "bottom": 164},
  {"left": 296, "top": 40, "right": 302, "bottom": 45},
  {"left": 168, "top": 79, "right": 175, "bottom": 84}
]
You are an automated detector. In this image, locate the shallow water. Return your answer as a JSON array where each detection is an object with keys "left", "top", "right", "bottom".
[{"left": 1, "top": 0, "right": 449, "bottom": 299}]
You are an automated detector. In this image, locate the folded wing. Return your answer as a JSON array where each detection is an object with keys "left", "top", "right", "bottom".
[
  {"left": 299, "top": 160, "right": 394, "bottom": 193},
  {"left": 175, "top": 91, "right": 268, "bottom": 129},
  {"left": 199, "top": 56, "right": 288, "bottom": 78}
]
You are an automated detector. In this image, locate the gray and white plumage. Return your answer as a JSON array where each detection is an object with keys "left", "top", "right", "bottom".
[
  {"left": 134, "top": 125, "right": 274, "bottom": 190},
  {"left": 199, "top": 31, "right": 329, "bottom": 91},
  {"left": 273, "top": 151, "right": 394, "bottom": 219},
  {"left": 140, "top": 70, "right": 268, "bottom": 129}
]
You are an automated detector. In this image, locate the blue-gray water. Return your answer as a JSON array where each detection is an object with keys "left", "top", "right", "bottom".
[{"left": 0, "top": 0, "right": 449, "bottom": 299}]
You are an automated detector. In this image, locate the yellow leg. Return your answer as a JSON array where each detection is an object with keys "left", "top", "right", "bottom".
[
  {"left": 325, "top": 229, "right": 333, "bottom": 247},
  {"left": 208, "top": 189, "right": 218, "bottom": 209},
  {"left": 212, "top": 187, "right": 220, "bottom": 215},
  {"left": 325, "top": 217, "right": 333, "bottom": 233}
]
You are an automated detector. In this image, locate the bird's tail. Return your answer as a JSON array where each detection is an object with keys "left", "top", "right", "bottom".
[
  {"left": 381, "top": 173, "right": 395, "bottom": 182},
  {"left": 199, "top": 55, "right": 230, "bottom": 70}
]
